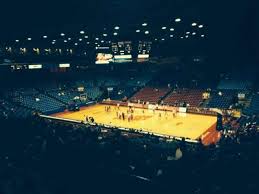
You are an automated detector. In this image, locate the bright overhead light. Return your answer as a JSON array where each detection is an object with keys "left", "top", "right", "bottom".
[
  {"left": 43, "top": 35, "right": 47, "bottom": 39},
  {"left": 84, "top": 35, "right": 88, "bottom": 38},
  {"left": 79, "top": 38, "right": 82, "bottom": 41},
  {"left": 15, "top": 40, "right": 19, "bottom": 42},
  {"left": 64, "top": 40, "right": 67, "bottom": 43},
  {"left": 136, "top": 29, "right": 140, "bottom": 33},
  {"left": 87, "top": 42, "right": 90, "bottom": 44},
  {"left": 68, "top": 38, "right": 71, "bottom": 41},
  {"left": 52, "top": 42, "right": 55, "bottom": 44},
  {"left": 162, "top": 26, "right": 167, "bottom": 30},
  {"left": 180, "top": 36, "right": 184, "bottom": 39},
  {"left": 60, "top": 33, "right": 65, "bottom": 36},
  {"left": 101, "top": 40, "right": 104, "bottom": 43},
  {"left": 170, "top": 28, "right": 174, "bottom": 31},
  {"left": 113, "top": 32, "right": 118, "bottom": 36},
  {"left": 185, "top": 35, "right": 189, "bottom": 38},
  {"left": 80, "top": 30, "right": 85, "bottom": 34},
  {"left": 103, "top": 33, "right": 107, "bottom": 37},
  {"left": 186, "top": 31, "right": 190, "bottom": 34},
  {"left": 74, "top": 43, "right": 78, "bottom": 46},
  {"left": 192, "top": 22, "right": 197, "bottom": 26},
  {"left": 201, "top": 34, "right": 205, "bottom": 37},
  {"left": 27, "top": 38, "right": 32, "bottom": 41},
  {"left": 114, "top": 26, "right": 120, "bottom": 30},
  {"left": 192, "top": 32, "right": 196, "bottom": 35},
  {"left": 170, "top": 35, "right": 173, "bottom": 38},
  {"left": 142, "top": 23, "right": 148, "bottom": 26},
  {"left": 95, "top": 37, "right": 99, "bottom": 40},
  {"left": 144, "top": 31, "right": 149, "bottom": 34},
  {"left": 198, "top": 25, "right": 204, "bottom": 28},
  {"left": 175, "top": 18, "right": 181, "bottom": 22},
  {"left": 52, "top": 40, "right": 56, "bottom": 42},
  {"left": 161, "top": 38, "right": 165, "bottom": 41}
]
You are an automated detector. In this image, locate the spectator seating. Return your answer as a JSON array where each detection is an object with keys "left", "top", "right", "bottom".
[
  {"left": 47, "top": 89, "right": 84, "bottom": 105},
  {"left": 85, "top": 87, "right": 103, "bottom": 100},
  {"left": 163, "top": 89, "right": 204, "bottom": 107},
  {"left": 108, "top": 87, "right": 137, "bottom": 100},
  {"left": 217, "top": 79, "right": 251, "bottom": 90},
  {"left": 75, "top": 81, "right": 103, "bottom": 100},
  {"left": 126, "top": 76, "right": 152, "bottom": 87},
  {"left": 206, "top": 90, "right": 236, "bottom": 109},
  {"left": 244, "top": 94, "right": 259, "bottom": 115},
  {"left": 130, "top": 87, "right": 170, "bottom": 104},
  {"left": 76, "top": 80, "right": 94, "bottom": 88},
  {"left": 0, "top": 99, "right": 32, "bottom": 118},
  {"left": 96, "top": 76, "right": 121, "bottom": 87},
  {"left": 12, "top": 93, "right": 65, "bottom": 114}
]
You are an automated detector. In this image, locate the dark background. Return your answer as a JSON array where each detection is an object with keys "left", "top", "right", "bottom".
[{"left": 0, "top": 0, "right": 258, "bottom": 65}]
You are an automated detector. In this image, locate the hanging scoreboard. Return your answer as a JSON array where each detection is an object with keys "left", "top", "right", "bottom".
[
  {"left": 112, "top": 41, "right": 132, "bottom": 63},
  {"left": 95, "top": 46, "right": 113, "bottom": 64},
  {"left": 137, "top": 41, "right": 152, "bottom": 62}
]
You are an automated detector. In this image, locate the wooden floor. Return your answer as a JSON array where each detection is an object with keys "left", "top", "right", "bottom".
[{"left": 53, "top": 104, "right": 217, "bottom": 140}]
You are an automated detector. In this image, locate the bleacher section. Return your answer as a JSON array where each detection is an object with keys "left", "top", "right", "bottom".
[
  {"left": 244, "top": 94, "right": 259, "bottom": 115},
  {"left": 76, "top": 80, "right": 94, "bottom": 88},
  {"left": 163, "top": 89, "right": 204, "bottom": 107},
  {"left": 206, "top": 90, "right": 236, "bottom": 109},
  {"left": 47, "top": 89, "right": 84, "bottom": 105},
  {"left": 1, "top": 74, "right": 257, "bottom": 118},
  {"left": 130, "top": 87, "right": 170, "bottom": 104},
  {"left": 217, "top": 80, "right": 251, "bottom": 90},
  {"left": 85, "top": 87, "right": 103, "bottom": 100},
  {"left": 11, "top": 91, "right": 66, "bottom": 114},
  {"left": 96, "top": 76, "right": 121, "bottom": 87},
  {"left": 108, "top": 87, "right": 137, "bottom": 101},
  {"left": 0, "top": 99, "right": 32, "bottom": 118},
  {"left": 126, "top": 76, "right": 152, "bottom": 87},
  {"left": 76, "top": 81, "right": 103, "bottom": 100}
]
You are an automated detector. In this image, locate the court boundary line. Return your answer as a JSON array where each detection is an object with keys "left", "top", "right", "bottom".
[{"left": 40, "top": 114, "right": 200, "bottom": 144}]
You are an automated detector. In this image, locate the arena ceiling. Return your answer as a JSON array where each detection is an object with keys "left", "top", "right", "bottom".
[
  {"left": 0, "top": 0, "right": 258, "bottom": 63},
  {"left": 0, "top": 0, "right": 208, "bottom": 36}
]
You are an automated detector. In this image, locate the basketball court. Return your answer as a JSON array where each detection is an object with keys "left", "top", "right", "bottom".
[{"left": 52, "top": 104, "right": 218, "bottom": 140}]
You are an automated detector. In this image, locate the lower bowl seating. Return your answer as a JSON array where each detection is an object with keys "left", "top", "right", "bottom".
[
  {"left": 130, "top": 87, "right": 170, "bottom": 104},
  {"left": 163, "top": 89, "right": 204, "bottom": 107}
]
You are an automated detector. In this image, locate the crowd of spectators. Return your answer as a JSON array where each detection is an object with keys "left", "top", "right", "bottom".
[
  {"left": 0, "top": 111, "right": 258, "bottom": 194},
  {"left": 0, "top": 71, "right": 259, "bottom": 194},
  {"left": 221, "top": 115, "right": 258, "bottom": 143}
]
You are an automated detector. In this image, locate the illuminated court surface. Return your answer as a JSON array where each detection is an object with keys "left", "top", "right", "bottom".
[{"left": 53, "top": 104, "right": 217, "bottom": 140}]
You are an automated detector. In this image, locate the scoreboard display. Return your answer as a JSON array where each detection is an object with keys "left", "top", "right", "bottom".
[
  {"left": 95, "top": 46, "right": 113, "bottom": 64},
  {"left": 95, "top": 41, "right": 152, "bottom": 64},
  {"left": 138, "top": 41, "right": 152, "bottom": 54},
  {"left": 112, "top": 41, "right": 132, "bottom": 55},
  {"left": 10, "top": 63, "right": 70, "bottom": 71},
  {"left": 137, "top": 41, "right": 152, "bottom": 62},
  {"left": 112, "top": 41, "right": 132, "bottom": 63}
]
